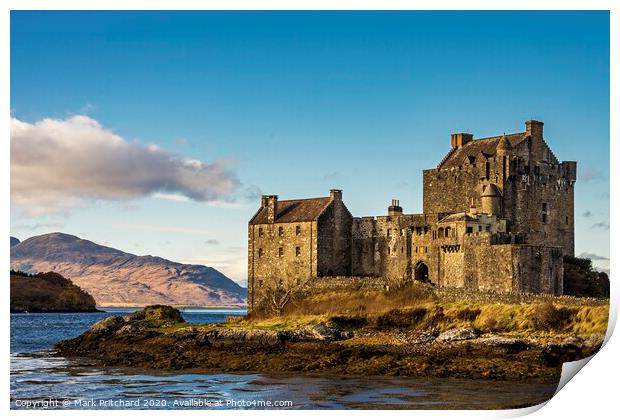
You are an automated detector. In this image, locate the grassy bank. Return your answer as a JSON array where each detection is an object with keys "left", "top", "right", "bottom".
[{"left": 232, "top": 284, "right": 609, "bottom": 338}]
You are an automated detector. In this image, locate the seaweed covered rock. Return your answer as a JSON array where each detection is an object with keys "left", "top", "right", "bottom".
[
  {"left": 436, "top": 328, "right": 480, "bottom": 342},
  {"left": 124, "top": 305, "right": 185, "bottom": 328},
  {"left": 89, "top": 316, "right": 125, "bottom": 335}
]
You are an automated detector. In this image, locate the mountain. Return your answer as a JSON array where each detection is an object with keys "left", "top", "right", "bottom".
[
  {"left": 10, "top": 233, "right": 247, "bottom": 307},
  {"left": 10, "top": 237, "right": 20, "bottom": 247},
  {"left": 11, "top": 270, "right": 98, "bottom": 313}
]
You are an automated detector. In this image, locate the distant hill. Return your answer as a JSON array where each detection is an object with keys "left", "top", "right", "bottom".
[
  {"left": 10, "top": 270, "right": 98, "bottom": 313},
  {"left": 10, "top": 233, "right": 247, "bottom": 307},
  {"left": 10, "top": 237, "right": 20, "bottom": 247}
]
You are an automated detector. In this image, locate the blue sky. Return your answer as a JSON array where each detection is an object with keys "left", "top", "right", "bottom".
[{"left": 10, "top": 11, "right": 610, "bottom": 282}]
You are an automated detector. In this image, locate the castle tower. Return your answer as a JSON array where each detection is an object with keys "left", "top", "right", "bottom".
[{"left": 480, "top": 184, "right": 502, "bottom": 216}]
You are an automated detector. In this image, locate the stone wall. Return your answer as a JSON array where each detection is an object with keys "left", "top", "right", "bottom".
[
  {"left": 317, "top": 199, "right": 353, "bottom": 276},
  {"left": 351, "top": 217, "right": 379, "bottom": 277},
  {"left": 503, "top": 160, "right": 576, "bottom": 256},
  {"left": 247, "top": 220, "right": 318, "bottom": 310}
]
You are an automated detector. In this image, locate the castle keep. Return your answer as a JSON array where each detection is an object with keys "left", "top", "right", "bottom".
[{"left": 248, "top": 120, "right": 577, "bottom": 311}]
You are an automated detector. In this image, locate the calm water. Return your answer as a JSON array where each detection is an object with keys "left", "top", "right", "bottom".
[{"left": 11, "top": 309, "right": 558, "bottom": 410}]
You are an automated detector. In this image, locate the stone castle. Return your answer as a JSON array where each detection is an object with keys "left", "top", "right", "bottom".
[{"left": 247, "top": 120, "right": 577, "bottom": 311}]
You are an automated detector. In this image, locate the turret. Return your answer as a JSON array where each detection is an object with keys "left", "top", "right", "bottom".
[
  {"left": 480, "top": 184, "right": 502, "bottom": 216},
  {"left": 526, "top": 120, "right": 545, "bottom": 161}
]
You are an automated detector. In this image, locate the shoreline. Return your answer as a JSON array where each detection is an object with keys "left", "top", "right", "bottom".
[
  {"left": 11, "top": 309, "right": 103, "bottom": 314},
  {"left": 54, "top": 305, "right": 604, "bottom": 383},
  {"left": 96, "top": 305, "right": 247, "bottom": 310}
]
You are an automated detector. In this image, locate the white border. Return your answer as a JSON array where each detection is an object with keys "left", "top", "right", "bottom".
[{"left": 2, "top": 2, "right": 617, "bottom": 420}]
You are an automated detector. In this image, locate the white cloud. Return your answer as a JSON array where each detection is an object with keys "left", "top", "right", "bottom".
[
  {"left": 185, "top": 251, "right": 247, "bottom": 284},
  {"left": 11, "top": 115, "right": 240, "bottom": 215},
  {"left": 577, "top": 252, "right": 609, "bottom": 261},
  {"left": 114, "top": 223, "right": 212, "bottom": 235}
]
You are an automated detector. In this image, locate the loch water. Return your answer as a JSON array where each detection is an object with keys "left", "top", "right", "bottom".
[{"left": 10, "top": 309, "right": 558, "bottom": 410}]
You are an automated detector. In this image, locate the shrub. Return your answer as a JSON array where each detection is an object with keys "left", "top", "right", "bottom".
[
  {"left": 375, "top": 307, "right": 427, "bottom": 329},
  {"left": 455, "top": 308, "right": 481, "bottom": 322},
  {"left": 483, "top": 315, "right": 499, "bottom": 332},
  {"left": 530, "top": 302, "right": 574, "bottom": 330}
]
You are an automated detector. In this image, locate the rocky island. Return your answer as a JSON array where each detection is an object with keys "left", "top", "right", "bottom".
[
  {"left": 55, "top": 284, "right": 607, "bottom": 382},
  {"left": 10, "top": 270, "right": 99, "bottom": 313}
]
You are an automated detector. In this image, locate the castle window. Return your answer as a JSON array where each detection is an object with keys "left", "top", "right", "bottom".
[
  {"left": 258, "top": 248, "right": 263, "bottom": 258},
  {"left": 387, "top": 229, "right": 391, "bottom": 237},
  {"left": 478, "top": 225, "right": 482, "bottom": 232},
  {"left": 296, "top": 225, "right": 301, "bottom": 236},
  {"left": 278, "top": 247, "right": 284, "bottom": 257},
  {"left": 566, "top": 216, "right": 569, "bottom": 225},
  {"left": 415, "top": 246, "right": 418, "bottom": 253},
  {"left": 295, "top": 246, "right": 301, "bottom": 257},
  {"left": 258, "top": 227, "right": 264, "bottom": 237},
  {"left": 278, "top": 226, "right": 284, "bottom": 236},
  {"left": 466, "top": 226, "right": 473, "bottom": 234},
  {"left": 542, "top": 203, "right": 548, "bottom": 224},
  {"left": 438, "top": 227, "right": 444, "bottom": 238},
  {"left": 445, "top": 227, "right": 451, "bottom": 237},
  {"left": 485, "top": 161, "right": 491, "bottom": 179}
]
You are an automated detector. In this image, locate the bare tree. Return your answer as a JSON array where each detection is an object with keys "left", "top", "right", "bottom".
[{"left": 260, "top": 277, "right": 312, "bottom": 316}]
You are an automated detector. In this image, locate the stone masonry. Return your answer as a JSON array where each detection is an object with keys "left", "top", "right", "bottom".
[{"left": 247, "top": 120, "right": 576, "bottom": 312}]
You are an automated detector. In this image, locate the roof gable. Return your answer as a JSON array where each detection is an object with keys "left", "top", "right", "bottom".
[
  {"left": 438, "top": 132, "right": 528, "bottom": 169},
  {"left": 249, "top": 197, "right": 332, "bottom": 224}
]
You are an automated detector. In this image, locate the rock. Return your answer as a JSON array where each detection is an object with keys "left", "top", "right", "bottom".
[
  {"left": 561, "top": 336, "right": 584, "bottom": 346},
  {"left": 584, "top": 333, "right": 605, "bottom": 349},
  {"left": 89, "top": 316, "right": 125, "bottom": 335},
  {"left": 196, "top": 328, "right": 282, "bottom": 348},
  {"left": 436, "top": 328, "right": 480, "bottom": 342},
  {"left": 123, "top": 305, "right": 185, "bottom": 328},
  {"left": 477, "top": 336, "right": 530, "bottom": 353},
  {"left": 542, "top": 342, "right": 583, "bottom": 367},
  {"left": 283, "top": 325, "right": 352, "bottom": 342},
  {"left": 116, "top": 322, "right": 148, "bottom": 335},
  {"left": 411, "top": 329, "right": 439, "bottom": 344}
]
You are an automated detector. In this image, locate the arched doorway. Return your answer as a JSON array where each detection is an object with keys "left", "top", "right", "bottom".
[{"left": 414, "top": 261, "right": 429, "bottom": 282}]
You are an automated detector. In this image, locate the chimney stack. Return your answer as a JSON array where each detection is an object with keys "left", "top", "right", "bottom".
[
  {"left": 330, "top": 189, "right": 342, "bottom": 201},
  {"left": 388, "top": 199, "right": 403, "bottom": 216},
  {"left": 262, "top": 195, "right": 278, "bottom": 223},
  {"left": 451, "top": 133, "right": 474, "bottom": 149}
]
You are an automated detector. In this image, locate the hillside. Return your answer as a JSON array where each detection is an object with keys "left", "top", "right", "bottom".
[
  {"left": 10, "top": 233, "right": 246, "bottom": 307},
  {"left": 11, "top": 270, "right": 98, "bottom": 312}
]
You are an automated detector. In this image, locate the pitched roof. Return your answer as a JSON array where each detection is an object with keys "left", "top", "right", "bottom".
[
  {"left": 249, "top": 197, "right": 332, "bottom": 224},
  {"left": 481, "top": 183, "right": 502, "bottom": 197},
  {"left": 439, "top": 212, "right": 477, "bottom": 223},
  {"left": 438, "top": 132, "right": 528, "bottom": 169}
]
